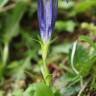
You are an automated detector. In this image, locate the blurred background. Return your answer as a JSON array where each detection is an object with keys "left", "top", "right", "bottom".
[{"left": 0, "top": 0, "right": 96, "bottom": 96}]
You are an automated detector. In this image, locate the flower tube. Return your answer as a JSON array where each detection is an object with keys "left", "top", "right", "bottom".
[{"left": 38, "top": 0, "right": 58, "bottom": 43}]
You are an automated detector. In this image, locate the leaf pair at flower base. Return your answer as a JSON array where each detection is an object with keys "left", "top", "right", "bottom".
[{"left": 24, "top": 82, "right": 54, "bottom": 96}]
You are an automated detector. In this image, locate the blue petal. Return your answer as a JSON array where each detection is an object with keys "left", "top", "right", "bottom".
[{"left": 38, "top": 0, "right": 58, "bottom": 42}]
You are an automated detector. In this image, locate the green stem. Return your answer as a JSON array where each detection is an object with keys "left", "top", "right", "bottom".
[
  {"left": 3, "top": 42, "right": 9, "bottom": 66},
  {"left": 71, "top": 41, "right": 79, "bottom": 75},
  {"left": 41, "top": 42, "right": 51, "bottom": 86}
]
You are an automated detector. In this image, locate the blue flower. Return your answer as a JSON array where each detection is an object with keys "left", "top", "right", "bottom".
[{"left": 38, "top": 0, "right": 58, "bottom": 43}]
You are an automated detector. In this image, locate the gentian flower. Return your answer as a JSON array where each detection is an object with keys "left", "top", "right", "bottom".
[
  {"left": 37, "top": 0, "right": 58, "bottom": 86},
  {"left": 38, "top": 0, "right": 58, "bottom": 43}
]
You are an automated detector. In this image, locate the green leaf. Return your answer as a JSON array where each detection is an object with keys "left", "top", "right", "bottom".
[
  {"left": 4, "top": 1, "right": 28, "bottom": 43},
  {"left": 63, "top": 86, "right": 80, "bottom": 96},
  {"left": 0, "top": 61, "right": 4, "bottom": 80},
  {"left": 55, "top": 21, "right": 76, "bottom": 33},
  {"left": 0, "top": 0, "right": 8, "bottom": 8},
  {"left": 24, "top": 83, "right": 54, "bottom": 96},
  {"left": 0, "top": 90, "right": 4, "bottom": 96},
  {"left": 53, "top": 88, "right": 61, "bottom": 96},
  {"left": 52, "top": 43, "right": 71, "bottom": 54},
  {"left": 34, "top": 83, "right": 54, "bottom": 96},
  {"left": 80, "top": 35, "right": 96, "bottom": 49},
  {"left": 8, "top": 57, "right": 31, "bottom": 80},
  {"left": 24, "top": 83, "right": 35, "bottom": 96},
  {"left": 12, "top": 89, "right": 23, "bottom": 96},
  {"left": 69, "top": 44, "right": 92, "bottom": 77},
  {"left": 59, "top": 0, "right": 74, "bottom": 9},
  {"left": 71, "top": 0, "right": 96, "bottom": 15}
]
